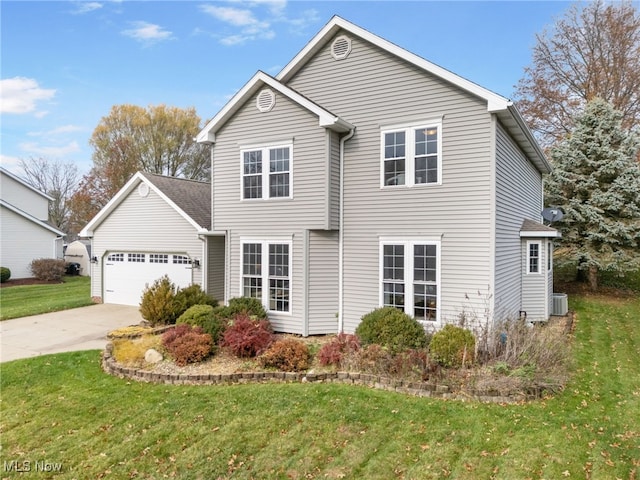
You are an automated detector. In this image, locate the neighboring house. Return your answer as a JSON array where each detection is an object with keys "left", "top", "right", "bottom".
[
  {"left": 0, "top": 167, "right": 65, "bottom": 279},
  {"left": 194, "top": 16, "right": 560, "bottom": 335},
  {"left": 79, "top": 172, "right": 222, "bottom": 306}
]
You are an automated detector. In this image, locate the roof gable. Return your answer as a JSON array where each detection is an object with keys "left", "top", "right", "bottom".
[
  {"left": 197, "top": 71, "right": 353, "bottom": 144},
  {"left": 0, "top": 166, "right": 54, "bottom": 202},
  {"left": 79, "top": 172, "right": 211, "bottom": 237},
  {"left": 0, "top": 199, "right": 65, "bottom": 236}
]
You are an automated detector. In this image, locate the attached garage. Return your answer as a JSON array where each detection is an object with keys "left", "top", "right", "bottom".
[
  {"left": 103, "top": 252, "right": 194, "bottom": 306},
  {"left": 80, "top": 172, "right": 219, "bottom": 307}
]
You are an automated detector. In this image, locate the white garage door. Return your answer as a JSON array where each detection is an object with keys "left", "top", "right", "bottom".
[{"left": 103, "top": 252, "right": 193, "bottom": 306}]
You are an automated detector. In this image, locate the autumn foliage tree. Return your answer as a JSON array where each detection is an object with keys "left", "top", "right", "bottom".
[
  {"left": 70, "top": 104, "right": 210, "bottom": 232},
  {"left": 515, "top": 1, "right": 640, "bottom": 149}
]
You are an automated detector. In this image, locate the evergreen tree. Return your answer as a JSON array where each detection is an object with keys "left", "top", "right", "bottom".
[{"left": 546, "top": 98, "right": 640, "bottom": 290}]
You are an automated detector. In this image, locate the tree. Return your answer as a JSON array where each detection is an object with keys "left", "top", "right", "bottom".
[
  {"left": 546, "top": 98, "right": 640, "bottom": 290},
  {"left": 515, "top": 1, "right": 640, "bottom": 149},
  {"left": 19, "top": 157, "right": 79, "bottom": 236},
  {"left": 90, "top": 104, "right": 209, "bottom": 191}
]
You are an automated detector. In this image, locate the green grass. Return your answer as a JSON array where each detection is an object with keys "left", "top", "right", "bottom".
[
  {"left": 0, "top": 276, "right": 92, "bottom": 320},
  {"left": 1, "top": 295, "right": 639, "bottom": 479}
]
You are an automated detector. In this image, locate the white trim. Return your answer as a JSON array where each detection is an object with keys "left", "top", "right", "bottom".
[
  {"left": 526, "top": 240, "right": 542, "bottom": 275},
  {"left": 239, "top": 237, "right": 293, "bottom": 315},
  {"left": 519, "top": 230, "right": 562, "bottom": 238},
  {"left": 378, "top": 238, "right": 441, "bottom": 324},
  {"left": 380, "top": 121, "right": 442, "bottom": 188}
]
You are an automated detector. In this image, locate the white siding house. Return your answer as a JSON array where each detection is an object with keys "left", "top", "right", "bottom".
[
  {"left": 0, "top": 167, "right": 65, "bottom": 279},
  {"left": 196, "top": 16, "right": 560, "bottom": 333}
]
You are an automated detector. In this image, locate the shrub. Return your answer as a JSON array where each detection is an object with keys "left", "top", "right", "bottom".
[
  {"left": 0, "top": 267, "right": 10, "bottom": 283},
  {"left": 112, "top": 334, "right": 161, "bottom": 365},
  {"left": 430, "top": 324, "right": 476, "bottom": 368},
  {"left": 29, "top": 258, "right": 66, "bottom": 281},
  {"left": 161, "top": 324, "right": 213, "bottom": 366},
  {"left": 174, "top": 284, "right": 217, "bottom": 318},
  {"left": 214, "top": 297, "right": 268, "bottom": 320},
  {"left": 259, "top": 338, "right": 311, "bottom": 372},
  {"left": 220, "top": 313, "right": 274, "bottom": 358},
  {"left": 176, "top": 304, "right": 226, "bottom": 345},
  {"left": 139, "top": 275, "right": 178, "bottom": 326},
  {"left": 390, "top": 349, "right": 439, "bottom": 381},
  {"left": 317, "top": 333, "right": 361, "bottom": 367},
  {"left": 355, "top": 307, "right": 428, "bottom": 354},
  {"left": 352, "top": 344, "right": 393, "bottom": 375}
]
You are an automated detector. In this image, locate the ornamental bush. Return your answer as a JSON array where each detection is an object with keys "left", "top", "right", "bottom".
[
  {"left": 139, "top": 275, "right": 179, "bottom": 326},
  {"left": 0, "top": 267, "right": 11, "bottom": 283},
  {"left": 174, "top": 284, "right": 217, "bottom": 318},
  {"left": 161, "top": 324, "right": 214, "bottom": 366},
  {"left": 355, "top": 307, "right": 428, "bottom": 354},
  {"left": 176, "top": 304, "right": 226, "bottom": 345},
  {"left": 214, "top": 297, "right": 268, "bottom": 321},
  {"left": 220, "top": 313, "right": 274, "bottom": 358},
  {"left": 258, "top": 338, "right": 311, "bottom": 372},
  {"left": 29, "top": 258, "right": 66, "bottom": 281},
  {"left": 429, "top": 324, "right": 476, "bottom": 368},
  {"left": 317, "top": 333, "right": 361, "bottom": 367}
]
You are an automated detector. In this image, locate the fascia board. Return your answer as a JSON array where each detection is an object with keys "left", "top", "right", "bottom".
[
  {"left": 519, "top": 230, "right": 562, "bottom": 238},
  {"left": 196, "top": 71, "right": 353, "bottom": 144},
  {"left": 1, "top": 199, "right": 65, "bottom": 236}
]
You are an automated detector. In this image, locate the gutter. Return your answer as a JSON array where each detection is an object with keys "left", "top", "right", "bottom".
[{"left": 338, "top": 127, "right": 356, "bottom": 332}]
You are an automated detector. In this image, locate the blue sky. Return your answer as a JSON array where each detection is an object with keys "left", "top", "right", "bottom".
[{"left": 1, "top": 0, "right": 573, "bottom": 176}]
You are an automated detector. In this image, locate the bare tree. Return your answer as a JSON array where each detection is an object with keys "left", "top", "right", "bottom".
[
  {"left": 515, "top": 1, "right": 640, "bottom": 148},
  {"left": 19, "top": 157, "right": 79, "bottom": 235}
]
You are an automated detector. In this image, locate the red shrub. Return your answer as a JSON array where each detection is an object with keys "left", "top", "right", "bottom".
[
  {"left": 317, "top": 333, "right": 361, "bottom": 367},
  {"left": 390, "top": 349, "right": 438, "bottom": 381},
  {"left": 220, "top": 313, "right": 274, "bottom": 358},
  {"left": 162, "top": 324, "right": 213, "bottom": 366},
  {"left": 259, "top": 338, "right": 311, "bottom": 372}
]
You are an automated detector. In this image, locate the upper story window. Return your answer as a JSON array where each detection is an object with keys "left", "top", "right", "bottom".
[
  {"left": 241, "top": 144, "right": 292, "bottom": 200},
  {"left": 381, "top": 122, "right": 441, "bottom": 188}
]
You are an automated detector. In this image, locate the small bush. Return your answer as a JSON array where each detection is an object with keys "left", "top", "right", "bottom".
[
  {"left": 214, "top": 297, "right": 268, "bottom": 320},
  {"left": 29, "top": 258, "right": 66, "bottom": 281},
  {"left": 0, "top": 267, "right": 10, "bottom": 283},
  {"left": 174, "top": 284, "right": 217, "bottom": 318},
  {"left": 355, "top": 307, "right": 428, "bottom": 354},
  {"left": 390, "top": 349, "right": 439, "bottom": 381},
  {"left": 139, "top": 275, "right": 178, "bottom": 326},
  {"left": 220, "top": 313, "right": 274, "bottom": 358},
  {"left": 259, "top": 338, "right": 311, "bottom": 372},
  {"left": 112, "top": 334, "right": 162, "bottom": 365},
  {"left": 430, "top": 324, "right": 476, "bottom": 368},
  {"left": 177, "top": 304, "right": 226, "bottom": 345},
  {"left": 352, "top": 344, "right": 394, "bottom": 375},
  {"left": 317, "top": 333, "right": 361, "bottom": 367},
  {"left": 162, "top": 324, "right": 213, "bottom": 366}
]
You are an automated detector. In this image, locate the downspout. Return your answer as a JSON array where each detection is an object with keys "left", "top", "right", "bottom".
[{"left": 338, "top": 127, "right": 355, "bottom": 333}]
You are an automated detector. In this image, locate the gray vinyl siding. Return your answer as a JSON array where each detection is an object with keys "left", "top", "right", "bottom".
[
  {"left": 0, "top": 172, "right": 49, "bottom": 219},
  {"left": 90, "top": 184, "right": 204, "bottom": 300},
  {"left": 494, "top": 122, "right": 544, "bottom": 321},
  {"left": 287, "top": 32, "right": 496, "bottom": 331},
  {"left": 207, "top": 235, "right": 225, "bottom": 303},
  {"left": 308, "top": 230, "right": 339, "bottom": 334},
  {"left": 212, "top": 93, "right": 332, "bottom": 232},
  {"left": 521, "top": 239, "right": 548, "bottom": 320},
  {"left": 329, "top": 131, "right": 341, "bottom": 230}
]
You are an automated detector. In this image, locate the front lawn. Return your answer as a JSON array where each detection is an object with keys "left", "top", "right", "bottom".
[
  {"left": 0, "top": 276, "right": 92, "bottom": 320},
  {"left": 1, "top": 294, "right": 638, "bottom": 479}
]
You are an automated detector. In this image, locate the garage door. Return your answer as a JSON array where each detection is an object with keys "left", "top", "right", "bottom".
[{"left": 103, "top": 252, "right": 193, "bottom": 306}]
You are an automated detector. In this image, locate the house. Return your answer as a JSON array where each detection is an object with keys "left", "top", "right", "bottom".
[
  {"left": 0, "top": 166, "right": 65, "bottom": 279},
  {"left": 79, "top": 172, "right": 222, "bottom": 306},
  {"left": 195, "top": 16, "right": 560, "bottom": 334}
]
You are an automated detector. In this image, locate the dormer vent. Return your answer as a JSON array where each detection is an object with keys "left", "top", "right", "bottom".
[
  {"left": 331, "top": 35, "right": 352, "bottom": 60},
  {"left": 256, "top": 88, "right": 276, "bottom": 112}
]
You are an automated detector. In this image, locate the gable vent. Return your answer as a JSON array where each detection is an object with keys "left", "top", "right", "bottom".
[
  {"left": 331, "top": 35, "right": 352, "bottom": 60},
  {"left": 256, "top": 88, "right": 276, "bottom": 112}
]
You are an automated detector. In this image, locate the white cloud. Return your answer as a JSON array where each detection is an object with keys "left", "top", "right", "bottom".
[
  {"left": 200, "top": 5, "right": 258, "bottom": 26},
  {"left": 0, "top": 155, "right": 23, "bottom": 173},
  {"left": 0, "top": 77, "right": 56, "bottom": 115},
  {"left": 122, "top": 21, "right": 173, "bottom": 45},
  {"left": 71, "top": 2, "right": 103, "bottom": 14},
  {"left": 18, "top": 141, "right": 81, "bottom": 158}
]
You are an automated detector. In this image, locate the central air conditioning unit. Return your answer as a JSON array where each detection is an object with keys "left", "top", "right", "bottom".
[{"left": 552, "top": 293, "right": 568, "bottom": 316}]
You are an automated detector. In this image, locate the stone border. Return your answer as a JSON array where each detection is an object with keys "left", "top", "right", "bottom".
[{"left": 102, "top": 343, "right": 548, "bottom": 404}]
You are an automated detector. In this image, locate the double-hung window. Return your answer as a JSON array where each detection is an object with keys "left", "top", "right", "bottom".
[
  {"left": 527, "top": 240, "right": 542, "bottom": 274},
  {"left": 241, "top": 240, "right": 291, "bottom": 313},
  {"left": 241, "top": 144, "right": 292, "bottom": 200},
  {"left": 381, "top": 239, "right": 440, "bottom": 322},
  {"left": 381, "top": 121, "right": 441, "bottom": 187}
]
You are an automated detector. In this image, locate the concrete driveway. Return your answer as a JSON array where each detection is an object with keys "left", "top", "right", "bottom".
[{"left": 0, "top": 304, "right": 143, "bottom": 362}]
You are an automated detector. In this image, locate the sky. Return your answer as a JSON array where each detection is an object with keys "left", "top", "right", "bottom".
[{"left": 1, "top": 0, "right": 575, "bottom": 177}]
